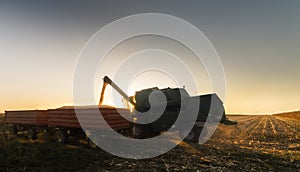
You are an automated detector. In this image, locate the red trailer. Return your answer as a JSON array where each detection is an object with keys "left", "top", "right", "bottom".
[
  {"left": 4, "top": 110, "right": 48, "bottom": 126},
  {"left": 47, "top": 106, "right": 131, "bottom": 143},
  {"left": 4, "top": 106, "right": 131, "bottom": 144}
]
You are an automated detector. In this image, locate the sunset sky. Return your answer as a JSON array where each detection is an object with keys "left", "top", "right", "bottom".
[{"left": 0, "top": 1, "right": 299, "bottom": 114}]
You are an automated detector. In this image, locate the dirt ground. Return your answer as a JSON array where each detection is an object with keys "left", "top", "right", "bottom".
[{"left": 85, "top": 115, "right": 300, "bottom": 171}]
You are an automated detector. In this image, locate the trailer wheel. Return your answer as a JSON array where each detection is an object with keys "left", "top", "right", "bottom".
[
  {"left": 54, "top": 129, "right": 67, "bottom": 143},
  {"left": 27, "top": 128, "right": 37, "bottom": 140},
  {"left": 131, "top": 124, "right": 140, "bottom": 138},
  {"left": 88, "top": 139, "right": 97, "bottom": 148},
  {"left": 11, "top": 126, "right": 18, "bottom": 135},
  {"left": 87, "top": 132, "right": 99, "bottom": 149},
  {"left": 132, "top": 124, "right": 152, "bottom": 139},
  {"left": 87, "top": 137, "right": 99, "bottom": 149},
  {"left": 88, "top": 131, "right": 114, "bottom": 149},
  {"left": 179, "top": 125, "right": 202, "bottom": 143}
]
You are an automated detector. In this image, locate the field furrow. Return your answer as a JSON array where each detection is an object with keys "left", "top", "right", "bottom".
[
  {"left": 262, "top": 116, "right": 268, "bottom": 136},
  {"left": 249, "top": 116, "right": 266, "bottom": 138},
  {"left": 269, "top": 117, "right": 278, "bottom": 135},
  {"left": 273, "top": 116, "right": 300, "bottom": 133}
]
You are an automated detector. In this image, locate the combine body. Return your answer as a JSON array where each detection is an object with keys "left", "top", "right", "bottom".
[{"left": 133, "top": 88, "right": 226, "bottom": 132}]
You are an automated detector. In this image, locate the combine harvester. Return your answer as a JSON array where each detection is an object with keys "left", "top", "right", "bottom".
[
  {"left": 4, "top": 76, "right": 236, "bottom": 144},
  {"left": 99, "top": 76, "right": 237, "bottom": 142}
]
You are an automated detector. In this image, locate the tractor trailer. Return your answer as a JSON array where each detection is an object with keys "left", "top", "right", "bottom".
[{"left": 3, "top": 76, "right": 236, "bottom": 144}]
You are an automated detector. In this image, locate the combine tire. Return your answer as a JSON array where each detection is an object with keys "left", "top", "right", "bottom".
[{"left": 179, "top": 125, "right": 203, "bottom": 143}]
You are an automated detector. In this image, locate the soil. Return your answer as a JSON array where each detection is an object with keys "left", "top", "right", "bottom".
[{"left": 85, "top": 115, "right": 300, "bottom": 171}]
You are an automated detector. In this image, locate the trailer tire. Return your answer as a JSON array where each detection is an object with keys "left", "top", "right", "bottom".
[
  {"left": 88, "top": 138, "right": 98, "bottom": 148},
  {"left": 87, "top": 131, "right": 114, "bottom": 149},
  {"left": 27, "top": 128, "right": 37, "bottom": 140},
  {"left": 132, "top": 124, "right": 152, "bottom": 139},
  {"left": 54, "top": 129, "right": 67, "bottom": 143},
  {"left": 12, "top": 126, "right": 18, "bottom": 135},
  {"left": 87, "top": 133, "right": 100, "bottom": 149},
  {"left": 179, "top": 125, "right": 202, "bottom": 143}
]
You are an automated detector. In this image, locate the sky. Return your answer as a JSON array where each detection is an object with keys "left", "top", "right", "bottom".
[{"left": 0, "top": 0, "right": 299, "bottom": 114}]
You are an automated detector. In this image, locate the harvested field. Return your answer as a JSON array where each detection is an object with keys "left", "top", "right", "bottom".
[
  {"left": 0, "top": 114, "right": 299, "bottom": 171},
  {"left": 83, "top": 115, "right": 299, "bottom": 171}
]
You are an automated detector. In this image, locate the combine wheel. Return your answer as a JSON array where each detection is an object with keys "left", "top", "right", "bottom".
[
  {"left": 54, "top": 129, "right": 67, "bottom": 143},
  {"left": 179, "top": 125, "right": 203, "bottom": 143}
]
